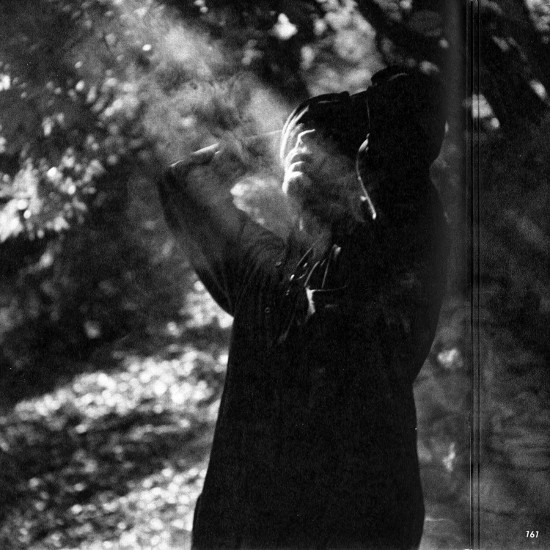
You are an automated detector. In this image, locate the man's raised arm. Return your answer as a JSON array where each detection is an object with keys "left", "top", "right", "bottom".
[{"left": 157, "top": 145, "right": 250, "bottom": 315}]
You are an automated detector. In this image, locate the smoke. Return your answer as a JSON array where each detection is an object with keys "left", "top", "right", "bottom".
[
  {"left": 109, "top": 0, "right": 296, "bottom": 233},
  {"left": 108, "top": 2, "right": 281, "bottom": 156}
]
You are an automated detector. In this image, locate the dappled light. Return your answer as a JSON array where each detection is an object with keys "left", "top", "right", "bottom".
[
  {"left": 0, "top": 0, "right": 549, "bottom": 549},
  {"left": 0, "top": 344, "right": 224, "bottom": 549}
]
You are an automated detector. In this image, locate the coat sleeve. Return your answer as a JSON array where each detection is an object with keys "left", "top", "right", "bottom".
[
  {"left": 157, "top": 159, "right": 285, "bottom": 316},
  {"left": 376, "top": 185, "right": 450, "bottom": 385}
]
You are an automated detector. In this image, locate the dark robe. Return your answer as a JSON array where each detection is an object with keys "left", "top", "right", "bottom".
[{"left": 158, "top": 165, "right": 448, "bottom": 549}]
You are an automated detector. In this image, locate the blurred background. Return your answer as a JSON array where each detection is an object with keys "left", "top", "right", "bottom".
[{"left": 0, "top": 0, "right": 549, "bottom": 548}]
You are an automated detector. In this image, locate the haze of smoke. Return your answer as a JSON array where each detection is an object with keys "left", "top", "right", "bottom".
[
  {"left": 115, "top": 0, "right": 296, "bottom": 233},
  {"left": 111, "top": 3, "right": 277, "bottom": 156}
]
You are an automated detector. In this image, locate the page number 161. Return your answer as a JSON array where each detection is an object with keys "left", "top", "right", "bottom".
[{"left": 526, "top": 531, "right": 539, "bottom": 538}]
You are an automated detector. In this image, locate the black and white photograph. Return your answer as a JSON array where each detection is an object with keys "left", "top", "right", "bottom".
[{"left": 0, "top": 1, "right": 548, "bottom": 549}]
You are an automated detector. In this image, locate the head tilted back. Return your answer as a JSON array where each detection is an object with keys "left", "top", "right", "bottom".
[
  {"left": 366, "top": 67, "right": 446, "bottom": 169},
  {"left": 280, "top": 67, "right": 446, "bottom": 170}
]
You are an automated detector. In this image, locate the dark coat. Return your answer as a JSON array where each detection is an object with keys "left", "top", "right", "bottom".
[{"left": 158, "top": 166, "right": 448, "bottom": 550}]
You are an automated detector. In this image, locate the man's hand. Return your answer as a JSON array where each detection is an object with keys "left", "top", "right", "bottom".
[
  {"left": 282, "top": 126, "right": 365, "bottom": 223},
  {"left": 169, "top": 143, "right": 219, "bottom": 177},
  {"left": 164, "top": 140, "right": 249, "bottom": 206}
]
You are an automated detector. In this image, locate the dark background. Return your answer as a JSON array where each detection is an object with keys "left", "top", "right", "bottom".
[{"left": 0, "top": 0, "right": 549, "bottom": 548}]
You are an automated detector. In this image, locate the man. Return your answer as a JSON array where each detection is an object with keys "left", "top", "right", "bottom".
[{"left": 158, "top": 66, "right": 448, "bottom": 549}]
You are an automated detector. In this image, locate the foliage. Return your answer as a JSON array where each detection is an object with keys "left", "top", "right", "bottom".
[
  {"left": 0, "top": 0, "right": 383, "bottom": 379},
  {"left": 0, "top": 344, "right": 224, "bottom": 549},
  {"left": 0, "top": 0, "right": 549, "bottom": 548},
  {"left": 0, "top": 0, "right": 230, "bottom": 379}
]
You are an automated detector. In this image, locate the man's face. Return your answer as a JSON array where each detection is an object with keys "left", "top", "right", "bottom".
[{"left": 281, "top": 126, "right": 366, "bottom": 224}]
